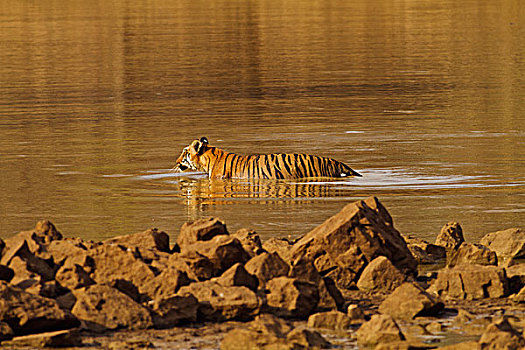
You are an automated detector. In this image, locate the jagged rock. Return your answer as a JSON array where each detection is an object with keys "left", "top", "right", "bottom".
[
  {"left": 286, "top": 328, "right": 331, "bottom": 348},
  {"left": 150, "top": 292, "right": 199, "bottom": 328},
  {"left": 178, "top": 251, "right": 216, "bottom": 281},
  {"left": 0, "top": 281, "right": 79, "bottom": 335},
  {"left": 506, "top": 264, "right": 525, "bottom": 295},
  {"left": 356, "top": 314, "right": 405, "bottom": 347},
  {"left": 217, "top": 263, "right": 258, "bottom": 291},
  {"left": 429, "top": 264, "right": 509, "bottom": 300},
  {"left": 141, "top": 267, "right": 192, "bottom": 301},
  {"left": 480, "top": 228, "right": 525, "bottom": 266},
  {"left": 177, "top": 217, "right": 228, "bottom": 247},
  {"left": 435, "top": 222, "right": 464, "bottom": 251},
  {"left": 262, "top": 238, "right": 293, "bottom": 262},
  {"left": 178, "top": 280, "right": 259, "bottom": 321},
  {"left": 45, "top": 238, "right": 93, "bottom": 266},
  {"left": 107, "top": 279, "right": 141, "bottom": 302},
  {"left": 379, "top": 282, "right": 444, "bottom": 320},
  {"left": 71, "top": 284, "right": 152, "bottom": 331},
  {"left": 447, "top": 243, "right": 497, "bottom": 267},
  {"left": 0, "top": 265, "right": 14, "bottom": 282},
  {"left": 247, "top": 314, "right": 292, "bottom": 337},
  {"left": 265, "top": 276, "right": 319, "bottom": 318},
  {"left": 307, "top": 310, "right": 352, "bottom": 330},
  {"left": 290, "top": 197, "right": 417, "bottom": 290},
  {"left": 1, "top": 329, "right": 82, "bottom": 348},
  {"left": 181, "top": 235, "right": 250, "bottom": 275},
  {"left": 5, "top": 244, "right": 55, "bottom": 287},
  {"left": 231, "top": 228, "right": 263, "bottom": 257},
  {"left": 404, "top": 236, "right": 446, "bottom": 264},
  {"left": 479, "top": 317, "right": 525, "bottom": 349},
  {"left": 24, "top": 280, "right": 68, "bottom": 299},
  {"left": 104, "top": 228, "right": 171, "bottom": 253},
  {"left": 357, "top": 256, "right": 406, "bottom": 293},
  {"left": 56, "top": 292, "right": 77, "bottom": 311},
  {"left": 245, "top": 252, "right": 290, "bottom": 285},
  {"left": 55, "top": 263, "right": 95, "bottom": 290}
]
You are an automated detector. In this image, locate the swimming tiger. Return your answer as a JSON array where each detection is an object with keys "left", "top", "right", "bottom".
[{"left": 173, "top": 137, "right": 362, "bottom": 179}]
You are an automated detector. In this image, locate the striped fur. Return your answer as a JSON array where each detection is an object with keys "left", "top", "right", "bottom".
[{"left": 174, "top": 137, "right": 361, "bottom": 179}]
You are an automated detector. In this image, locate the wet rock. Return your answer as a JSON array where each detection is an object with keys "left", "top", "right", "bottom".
[
  {"left": 179, "top": 251, "right": 216, "bottom": 281},
  {"left": 262, "top": 237, "right": 293, "bottom": 262},
  {"left": 1, "top": 329, "right": 82, "bottom": 348},
  {"left": 379, "top": 282, "right": 444, "bottom": 320},
  {"left": 479, "top": 317, "right": 525, "bottom": 349},
  {"left": 356, "top": 314, "right": 405, "bottom": 347},
  {"left": 357, "top": 256, "right": 406, "bottom": 293},
  {"left": 404, "top": 236, "right": 446, "bottom": 264},
  {"left": 220, "top": 328, "right": 287, "bottom": 350},
  {"left": 290, "top": 197, "right": 417, "bottom": 290},
  {"left": 104, "top": 228, "right": 171, "bottom": 253},
  {"left": 71, "top": 284, "right": 153, "bottom": 332},
  {"left": 247, "top": 314, "right": 292, "bottom": 337},
  {"left": 307, "top": 310, "right": 352, "bottom": 330},
  {"left": 217, "top": 262, "right": 258, "bottom": 291},
  {"left": 439, "top": 342, "right": 480, "bottom": 350},
  {"left": 447, "top": 243, "right": 498, "bottom": 267},
  {"left": 178, "top": 280, "right": 259, "bottom": 321},
  {"left": 480, "top": 228, "right": 525, "bottom": 266},
  {"left": 245, "top": 251, "right": 290, "bottom": 285},
  {"left": 141, "top": 266, "right": 192, "bottom": 301},
  {"left": 107, "top": 339, "right": 155, "bottom": 350},
  {"left": 177, "top": 217, "right": 228, "bottom": 247},
  {"left": 0, "top": 281, "right": 79, "bottom": 335},
  {"left": 55, "top": 263, "right": 95, "bottom": 290},
  {"left": 435, "top": 222, "right": 464, "bottom": 252},
  {"left": 429, "top": 264, "right": 509, "bottom": 300},
  {"left": 0, "top": 265, "right": 14, "bottom": 282},
  {"left": 265, "top": 276, "right": 319, "bottom": 318},
  {"left": 452, "top": 309, "right": 491, "bottom": 335},
  {"left": 0, "top": 321, "right": 14, "bottom": 341},
  {"left": 286, "top": 328, "right": 331, "bottom": 349},
  {"left": 231, "top": 228, "right": 263, "bottom": 257},
  {"left": 150, "top": 292, "right": 199, "bottom": 328},
  {"left": 347, "top": 304, "right": 366, "bottom": 322},
  {"left": 181, "top": 235, "right": 250, "bottom": 275}
]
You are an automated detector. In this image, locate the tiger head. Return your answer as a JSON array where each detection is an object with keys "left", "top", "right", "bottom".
[{"left": 174, "top": 137, "right": 209, "bottom": 172}]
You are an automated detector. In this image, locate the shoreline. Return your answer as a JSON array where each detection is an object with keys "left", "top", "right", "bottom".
[{"left": 0, "top": 196, "right": 523, "bottom": 349}]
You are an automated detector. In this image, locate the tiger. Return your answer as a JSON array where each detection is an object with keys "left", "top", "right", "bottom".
[{"left": 174, "top": 137, "right": 362, "bottom": 179}]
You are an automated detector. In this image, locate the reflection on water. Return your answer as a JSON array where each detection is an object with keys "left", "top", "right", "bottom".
[{"left": 0, "top": 0, "right": 524, "bottom": 242}]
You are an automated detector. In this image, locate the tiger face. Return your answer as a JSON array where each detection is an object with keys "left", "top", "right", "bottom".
[{"left": 174, "top": 137, "right": 209, "bottom": 172}]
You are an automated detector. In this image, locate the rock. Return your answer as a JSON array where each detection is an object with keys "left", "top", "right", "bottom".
[
  {"left": 104, "top": 228, "right": 171, "bottom": 253},
  {"left": 511, "top": 286, "right": 525, "bottom": 303},
  {"left": 307, "top": 310, "right": 352, "bottom": 330},
  {"left": 0, "top": 265, "right": 14, "bottom": 282},
  {"left": 178, "top": 280, "right": 259, "bottom": 321},
  {"left": 6, "top": 246, "right": 55, "bottom": 286},
  {"left": 141, "top": 266, "right": 192, "bottom": 301},
  {"left": 503, "top": 264, "right": 525, "bottom": 295},
  {"left": 429, "top": 264, "right": 509, "bottom": 300},
  {"left": 404, "top": 236, "right": 446, "bottom": 264},
  {"left": 0, "top": 239, "right": 5, "bottom": 258},
  {"left": 435, "top": 222, "right": 464, "bottom": 251},
  {"left": 379, "top": 282, "right": 444, "bottom": 320},
  {"left": 452, "top": 309, "right": 491, "bottom": 335},
  {"left": 55, "top": 263, "right": 95, "bottom": 290},
  {"left": 181, "top": 235, "right": 250, "bottom": 275},
  {"left": 217, "top": 263, "right": 258, "bottom": 291},
  {"left": 262, "top": 237, "right": 293, "bottom": 262},
  {"left": 265, "top": 276, "right": 319, "bottom": 318},
  {"left": 45, "top": 238, "right": 92, "bottom": 266},
  {"left": 290, "top": 197, "right": 417, "bottom": 290},
  {"left": 56, "top": 292, "right": 77, "bottom": 310},
  {"left": 347, "top": 304, "right": 366, "bottom": 322},
  {"left": 439, "top": 342, "right": 480, "bottom": 350},
  {"left": 220, "top": 328, "right": 288, "bottom": 350},
  {"left": 286, "top": 328, "right": 331, "bottom": 349},
  {"left": 107, "top": 278, "right": 141, "bottom": 302},
  {"left": 245, "top": 252, "right": 290, "bottom": 285},
  {"left": 150, "top": 293, "right": 199, "bottom": 328},
  {"left": 1, "top": 329, "right": 82, "bottom": 348},
  {"left": 357, "top": 256, "right": 406, "bottom": 293},
  {"left": 24, "top": 280, "right": 68, "bottom": 299},
  {"left": 71, "top": 284, "right": 152, "bottom": 331},
  {"left": 178, "top": 251, "right": 216, "bottom": 281},
  {"left": 0, "top": 281, "right": 79, "bottom": 335},
  {"left": 447, "top": 243, "right": 498, "bottom": 267},
  {"left": 177, "top": 217, "right": 228, "bottom": 247},
  {"left": 356, "top": 314, "right": 405, "bottom": 347},
  {"left": 248, "top": 314, "right": 292, "bottom": 337},
  {"left": 0, "top": 321, "right": 14, "bottom": 341},
  {"left": 231, "top": 228, "right": 264, "bottom": 257},
  {"left": 479, "top": 317, "right": 525, "bottom": 349},
  {"left": 480, "top": 228, "right": 525, "bottom": 266},
  {"left": 374, "top": 341, "right": 437, "bottom": 350}
]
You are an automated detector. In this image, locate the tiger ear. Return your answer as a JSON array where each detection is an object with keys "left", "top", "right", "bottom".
[
  {"left": 196, "top": 138, "right": 208, "bottom": 155},
  {"left": 200, "top": 137, "right": 208, "bottom": 145}
]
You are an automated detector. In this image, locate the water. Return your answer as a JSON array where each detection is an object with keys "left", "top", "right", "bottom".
[{"left": 1, "top": 0, "right": 524, "bottom": 243}]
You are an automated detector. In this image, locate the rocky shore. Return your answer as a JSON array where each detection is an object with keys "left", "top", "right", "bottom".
[{"left": 0, "top": 196, "right": 524, "bottom": 349}]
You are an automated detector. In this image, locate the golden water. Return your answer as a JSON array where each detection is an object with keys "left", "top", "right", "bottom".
[{"left": 1, "top": 0, "right": 523, "bottom": 242}]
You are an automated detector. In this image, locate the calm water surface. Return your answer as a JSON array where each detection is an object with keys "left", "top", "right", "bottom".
[{"left": 1, "top": 0, "right": 524, "bottom": 243}]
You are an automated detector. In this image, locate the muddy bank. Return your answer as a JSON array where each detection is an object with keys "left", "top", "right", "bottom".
[{"left": 0, "top": 197, "right": 524, "bottom": 349}]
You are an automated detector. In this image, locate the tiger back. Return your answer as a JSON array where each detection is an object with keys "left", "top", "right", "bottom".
[{"left": 174, "top": 137, "right": 362, "bottom": 179}]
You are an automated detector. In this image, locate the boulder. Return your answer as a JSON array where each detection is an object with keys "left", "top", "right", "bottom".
[
  {"left": 1, "top": 329, "right": 82, "bottom": 348},
  {"left": 55, "top": 263, "right": 95, "bottom": 290},
  {"left": 0, "top": 265, "right": 14, "bottom": 282},
  {"left": 404, "top": 236, "right": 446, "bottom": 264},
  {"left": 265, "top": 276, "right": 319, "bottom": 318},
  {"left": 357, "top": 256, "right": 406, "bottom": 293},
  {"left": 107, "top": 279, "right": 141, "bottom": 302},
  {"left": 447, "top": 243, "right": 497, "bottom": 267},
  {"left": 71, "top": 284, "right": 153, "bottom": 331},
  {"left": 356, "top": 314, "right": 405, "bottom": 347},
  {"left": 178, "top": 280, "right": 259, "bottom": 321},
  {"left": 506, "top": 264, "right": 525, "bottom": 295},
  {"left": 435, "top": 222, "right": 464, "bottom": 251},
  {"left": 24, "top": 280, "right": 68, "bottom": 299},
  {"left": 141, "top": 267, "right": 192, "bottom": 301},
  {"left": 177, "top": 217, "right": 228, "bottom": 247},
  {"left": 178, "top": 251, "right": 216, "bottom": 281},
  {"left": 217, "top": 263, "right": 258, "bottom": 291},
  {"left": 479, "top": 317, "right": 525, "bottom": 349},
  {"left": 0, "top": 281, "right": 79, "bottom": 335},
  {"left": 245, "top": 252, "right": 290, "bottom": 285},
  {"left": 285, "top": 328, "right": 331, "bottom": 349},
  {"left": 248, "top": 314, "right": 292, "bottom": 337},
  {"left": 429, "top": 264, "right": 509, "bottom": 300},
  {"left": 347, "top": 304, "right": 366, "bottom": 322},
  {"left": 262, "top": 237, "right": 293, "bottom": 262},
  {"left": 378, "top": 282, "right": 444, "bottom": 320},
  {"left": 231, "top": 228, "right": 264, "bottom": 257},
  {"left": 480, "top": 228, "right": 525, "bottom": 266},
  {"left": 307, "top": 310, "right": 352, "bottom": 330},
  {"left": 45, "top": 238, "right": 93, "bottom": 266},
  {"left": 289, "top": 197, "right": 417, "bottom": 290},
  {"left": 104, "top": 228, "right": 171, "bottom": 253},
  {"left": 150, "top": 293, "right": 199, "bottom": 328}
]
